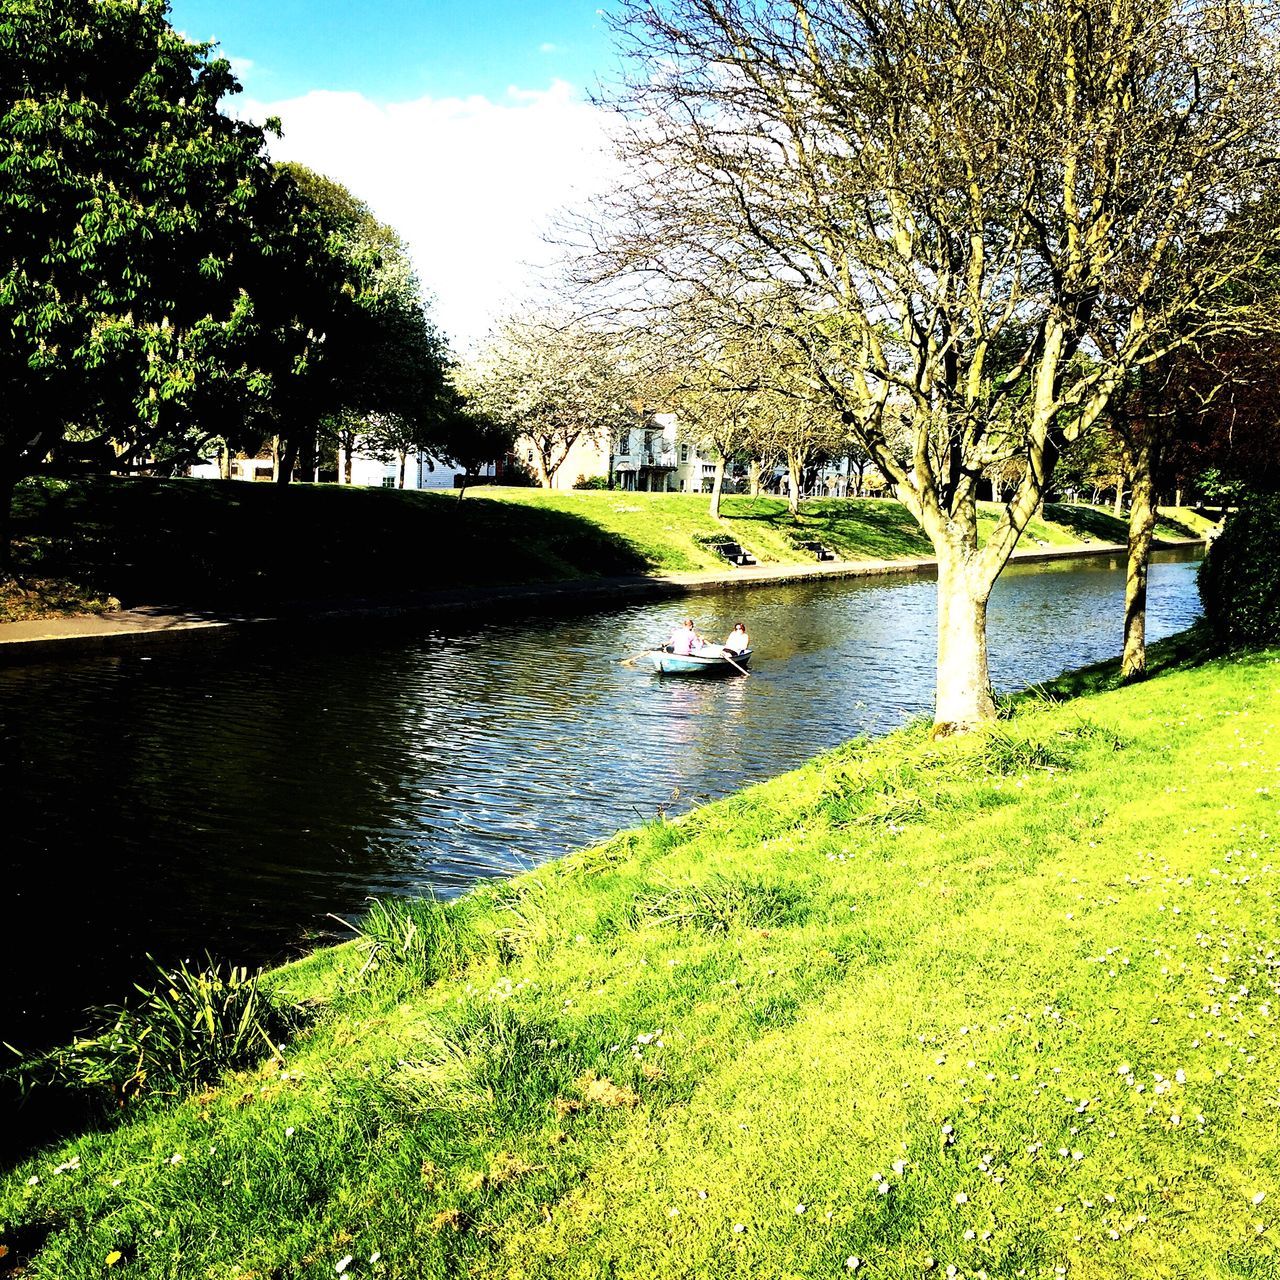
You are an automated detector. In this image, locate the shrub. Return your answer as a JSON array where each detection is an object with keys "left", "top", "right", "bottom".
[
  {"left": 572, "top": 475, "right": 611, "bottom": 490},
  {"left": 9, "top": 957, "right": 305, "bottom": 1106},
  {"left": 1198, "top": 496, "right": 1280, "bottom": 647}
]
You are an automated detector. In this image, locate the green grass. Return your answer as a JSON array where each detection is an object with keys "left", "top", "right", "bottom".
[{"left": 4, "top": 639, "right": 1278, "bottom": 1278}]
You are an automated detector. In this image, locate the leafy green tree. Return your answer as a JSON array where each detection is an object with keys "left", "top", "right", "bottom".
[
  {"left": 265, "top": 164, "right": 452, "bottom": 484},
  {"left": 0, "top": 0, "right": 307, "bottom": 563},
  {"left": 434, "top": 403, "right": 517, "bottom": 498}
]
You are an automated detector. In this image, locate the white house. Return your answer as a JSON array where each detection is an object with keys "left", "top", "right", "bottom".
[
  {"left": 613, "top": 412, "right": 721, "bottom": 493},
  {"left": 337, "top": 445, "right": 476, "bottom": 491}
]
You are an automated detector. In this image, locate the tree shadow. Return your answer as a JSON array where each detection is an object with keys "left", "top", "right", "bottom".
[
  {"left": 721, "top": 496, "right": 932, "bottom": 559},
  {"left": 11, "top": 477, "right": 652, "bottom": 612},
  {"left": 1040, "top": 502, "right": 1129, "bottom": 542},
  {"left": 1022, "top": 624, "right": 1218, "bottom": 704}
]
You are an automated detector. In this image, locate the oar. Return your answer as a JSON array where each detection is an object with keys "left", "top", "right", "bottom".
[
  {"left": 620, "top": 646, "right": 657, "bottom": 667},
  {"left": 721, "top": 648, "right": 750, "bottom": 677}
]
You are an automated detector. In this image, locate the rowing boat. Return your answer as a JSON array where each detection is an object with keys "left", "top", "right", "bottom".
[{"left": 649, "top": 647, "right": 752, "bottom": 676}]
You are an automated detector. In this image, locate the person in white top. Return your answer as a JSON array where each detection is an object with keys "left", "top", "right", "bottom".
[{"left": 723, "top": 621, "right": 750, "bottom": 654}]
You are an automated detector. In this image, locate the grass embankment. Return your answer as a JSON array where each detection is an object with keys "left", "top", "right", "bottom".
[
  {"left": 5, "top": 475, "right": 1211, "bottom": 622},
  {"left": 3, "top": 643, "right": 1277, "bottom": 1278}
]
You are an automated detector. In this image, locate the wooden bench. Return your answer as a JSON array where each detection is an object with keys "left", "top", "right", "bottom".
[
  {"left": 795, "top": 539, "right": 837, "bottom": 561},
  {"left": 715, "top": 541, "right": 757, "bottom": 567}
]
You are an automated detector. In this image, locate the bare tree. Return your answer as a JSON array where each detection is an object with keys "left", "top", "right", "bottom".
[
  {"left": 466, "top": 313, "right": 637, "bottom": 489},
  {"left": 584, "top": 0, "right": 1280, "bottom": 729},
  {"left": 663, "top": 369, "right": 754, "bottom": 516}
]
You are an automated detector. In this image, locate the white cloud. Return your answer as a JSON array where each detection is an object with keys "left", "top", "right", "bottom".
[
  {"left": 239, "top": 81, "right": 620, "bottom": 348},
  {"left": 538, "top": 42, "right": 561, "bottom": 54}
]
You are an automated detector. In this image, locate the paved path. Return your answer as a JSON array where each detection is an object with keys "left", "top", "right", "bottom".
[{"left": 0, "top": 537, "right": 1163, "bottom": 663}]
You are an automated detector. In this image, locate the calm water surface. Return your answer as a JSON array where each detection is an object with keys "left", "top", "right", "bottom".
[{"left": 3, "top": 547, "right": 1202, "bottom": 1047}]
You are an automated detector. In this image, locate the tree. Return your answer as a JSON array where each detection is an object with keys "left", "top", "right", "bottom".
[
  {"left": 266, "top": 164, "right": 452, "bottom": 485},
  {"left": 589, "top": 0, "right": 1280, "bottom": 729},
  {"left": 434, "top": 402, "right": 517, "bottom": 499},
  {"left": 465, "top": 314, "right": 637, "bottom": 489},
  {"left": 658, "top": 338, "right": 764, "bottom": 516},
  {"left": 1104, "top": 194, "right": 1280, "bottom": 678},
  {"left": 0, "top": 0, "right": 309, "bottom": 564}
]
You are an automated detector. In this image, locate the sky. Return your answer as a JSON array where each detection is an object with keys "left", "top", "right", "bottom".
[{"left": 168, "top": 1, "right": 627, "bottom": 348}]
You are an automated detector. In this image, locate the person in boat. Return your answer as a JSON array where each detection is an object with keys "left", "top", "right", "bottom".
[
  {"left": 722, "top": 621, "right": 750, "bottom": 655},
  {"left": 667, "top": 618, "right": 701, "bottom": 656}
]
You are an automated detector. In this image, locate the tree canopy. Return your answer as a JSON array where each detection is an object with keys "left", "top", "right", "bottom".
[
  {"left": 0, "top": 0, "right": 308, "bottom": 554},
  {"left": 464, "top": 314, "right": 637, "bottom": 488},
  {"left": 269, "top": 163, "right": 453, "bottom": 485}
]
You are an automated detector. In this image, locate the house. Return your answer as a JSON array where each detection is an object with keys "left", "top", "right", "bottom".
[
  {"left": 613, "top": 413, "right": 721, "bottom": 493},
  {"left": 512, "top": 431, "right": 612, "bottom": 491},
  {"left": 189, "top": 456, "right": 275, "bottom": 482},
  {"left": 337, "top": 445, "right": 470, "bottom": 491}
]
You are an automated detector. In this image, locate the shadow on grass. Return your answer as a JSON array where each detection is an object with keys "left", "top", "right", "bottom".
[
  {"left": 11, "top": 477, "right": 652, "bottom": 611},
  {"left": 1044, "top": 501, "right": 1202, "bottom": 542},
  {"left": 721, "top": 496, "right": 932, "bottom": 559},
  {"left": 1041, "top": 502, "right": 1130, "bottom": 542}
]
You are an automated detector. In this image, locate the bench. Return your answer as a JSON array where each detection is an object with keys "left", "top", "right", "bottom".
[
  {"left": 715, "top": 541, "right": 757, "bottom": 567},
  {"left": 795, "top": 539, "right": 837, "bottom": 561}
]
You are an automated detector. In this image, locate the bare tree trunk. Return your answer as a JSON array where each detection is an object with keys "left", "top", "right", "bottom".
[
  {"left": 1113, "top": 481, "right": 1124, "bottom": 517},
  {"left": 1121, "top": 441, "right": 1156, "bottom": 681},
  {"left": 0, "top": 470, "right": 16, "bottom": 575},
  {"left": 218, "top": 441, "right": 232, "bottom": 481},
  {"left": 748, "top": 459, "right": 762, "bottom": 497},
  {"left": 709, "top": 453, "right": 725, "bottom": 519},
  {"left": 786, "top": 451, "right": 801, "bottom": 516},
  {"left": 397, "top": 449, "right": 407, "bottom": 489},
  {"left": 275, "top": 436, "right": 298, "bottom": 485},
  {"left": 933, "top": 542, "right": 997, "bottom": 731}
]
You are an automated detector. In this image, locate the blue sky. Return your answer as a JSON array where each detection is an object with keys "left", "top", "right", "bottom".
[
  {"left": 165, "top": 3, "right": 628, "bottom": 347},
  {"left": 169, "top": 1, "right": 619, "bottom": 104}
]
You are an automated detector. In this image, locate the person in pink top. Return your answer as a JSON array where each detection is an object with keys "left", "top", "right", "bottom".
[{"left": 667, "top": 618, "right": 700, "bottom": 656}]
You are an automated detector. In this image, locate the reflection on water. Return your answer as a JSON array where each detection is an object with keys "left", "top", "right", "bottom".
[{"left": 1, "top": 547, "right": 1202, "bottom": 1046}]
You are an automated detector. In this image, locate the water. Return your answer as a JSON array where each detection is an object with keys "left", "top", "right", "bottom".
[{"left": 1, "top": 547, "right": 1202, "bottom": 1048}]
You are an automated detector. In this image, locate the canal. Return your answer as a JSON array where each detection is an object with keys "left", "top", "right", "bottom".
[{"left": 2, "top": 547, "right": 1203, "bottom": 1049}]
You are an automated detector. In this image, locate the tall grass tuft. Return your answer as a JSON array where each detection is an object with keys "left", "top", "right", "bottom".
[
  {"left": 382, "top": 1003, "right": 570, "bottom": 1120},
  {"left": 8, "top": 957, "right": 304, "bottom": 1107},
  {"left": 636, "top": 873, "right": 807, "bottom": 934},
  {"left": 490, "top": 878, "right": 558, "bottom": 963},
  {"left": 351, "top": 896, "right": 480, "bottom": 986},
  {"left": 975, "top": 723, "right": 1072, "bottom": 774}
]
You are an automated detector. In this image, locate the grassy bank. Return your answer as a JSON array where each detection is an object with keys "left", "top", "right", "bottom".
[
  {"left": 3, "top": 640, "right": 1276, "bottom": 1278},
  {"left": 4, "top": 476, "right": 1212, "bottom": 622}
]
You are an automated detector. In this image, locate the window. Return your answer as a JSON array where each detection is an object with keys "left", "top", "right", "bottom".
[
  {"left": 381, "top": 476, "right": 396, "bottom": 488},
  {"left": 680, "top": 444, "right": 689, "bottom": 462}
]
